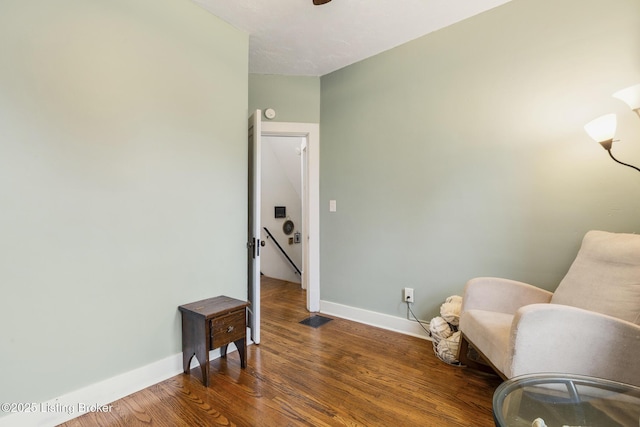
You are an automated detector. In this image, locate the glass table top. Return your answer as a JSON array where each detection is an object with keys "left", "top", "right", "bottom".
[{"left": 493, "top": 373, "right": 640, "bottom": 427}]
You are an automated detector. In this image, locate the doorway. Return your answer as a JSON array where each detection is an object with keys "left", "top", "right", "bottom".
[
  {"left": 261, "top": 135, "right": 305, "bottom": 285},
  {"left": 262, "top": 120, "right": 319, "bottom": 313},
  {"left": 247, "top": 113, "right": 320, "bottom": 344}
]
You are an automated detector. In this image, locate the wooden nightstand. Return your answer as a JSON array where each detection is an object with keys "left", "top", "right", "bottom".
[{"left": 178, "top": 296, "right": 250, "bottom": 386}]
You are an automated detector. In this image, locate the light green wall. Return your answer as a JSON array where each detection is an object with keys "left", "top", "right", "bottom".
[
  {"left": 320, "top": 0, "right": 640, "bottom": 319},
  {"left": 249, "top": 74, "right": 321, "bottom": 123},
  {"left": 0, "top": 0, "right": 248, "bottom": 405}
]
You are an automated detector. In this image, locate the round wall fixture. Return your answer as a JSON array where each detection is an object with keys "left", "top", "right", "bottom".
[
  {"left": 282, "top": 219, "right": 294, "bottom": 235},
  {"left": 264, "top": 108, "right": 276, "bottom": 120}
]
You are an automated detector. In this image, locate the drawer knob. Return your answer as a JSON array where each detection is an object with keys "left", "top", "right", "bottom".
[{"left": 226, "top": 326, "right": 235, "bottom": 333}]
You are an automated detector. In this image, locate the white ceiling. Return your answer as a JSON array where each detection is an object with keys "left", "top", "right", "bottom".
[{"left": 191, "top": 0, "right": 512, "bottom": 76}]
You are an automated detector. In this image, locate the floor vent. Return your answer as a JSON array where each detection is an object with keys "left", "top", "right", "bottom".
[{"left": 299, "top": 315, "right": 333, "bottom": 328}]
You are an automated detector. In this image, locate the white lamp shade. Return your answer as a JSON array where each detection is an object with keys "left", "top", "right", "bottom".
[
  {"left": 612, "top": 83, "right": 640, "bottom": 110},
  {"left": 584, "top": 113, "right": 617, "bottom": 143}
]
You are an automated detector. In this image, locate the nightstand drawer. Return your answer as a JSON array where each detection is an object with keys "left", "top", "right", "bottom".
[{"left": 210, "top": 309, "right": 246, "bottom": 349}]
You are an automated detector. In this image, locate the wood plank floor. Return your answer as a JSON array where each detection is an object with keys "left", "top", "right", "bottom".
[{"left": 62, "top": 277, "right": 502, "bottom": 426}]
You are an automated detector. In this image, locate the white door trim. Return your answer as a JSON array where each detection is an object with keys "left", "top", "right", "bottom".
[{"left": 261, "top": 121, "right": 320, "bottom": 312}]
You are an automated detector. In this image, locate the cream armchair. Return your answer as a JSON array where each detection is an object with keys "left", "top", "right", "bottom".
[{"left": 458, "top": 230, "right": 640, "bottom": 386}]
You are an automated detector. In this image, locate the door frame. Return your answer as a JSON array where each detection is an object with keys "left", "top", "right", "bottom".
[{"left": 261, "top": 121, "right": 320, "bottom": 312}]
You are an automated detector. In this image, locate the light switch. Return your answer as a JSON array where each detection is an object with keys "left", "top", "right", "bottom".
[{"left": 329, "top": 200, "right": 337, "bottom": 212}]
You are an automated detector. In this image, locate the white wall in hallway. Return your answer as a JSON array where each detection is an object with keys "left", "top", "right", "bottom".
[{"left": 261, "top": 135, "right": 304, "bottom": 283}]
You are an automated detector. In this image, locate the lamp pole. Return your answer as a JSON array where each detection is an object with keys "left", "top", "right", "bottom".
[{"left": 606, "top": 149, "right": 640, "bottom": 173}]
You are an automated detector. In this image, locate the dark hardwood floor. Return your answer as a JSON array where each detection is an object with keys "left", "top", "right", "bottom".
[{"left": 62, "top": 277, "right": 502, "bottom": 426}]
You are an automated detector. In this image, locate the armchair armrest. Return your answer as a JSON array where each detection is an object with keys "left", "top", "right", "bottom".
[
  {"left": 461, "top": 277, "right": 553, "bottom": 315},
  {"left": 506, "top": 303, "right": 640, "bottom": 386}
]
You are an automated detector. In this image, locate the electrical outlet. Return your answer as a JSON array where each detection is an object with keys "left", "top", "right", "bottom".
[{"left": 403, "top": 287, "right": 414, "bottom": 303}]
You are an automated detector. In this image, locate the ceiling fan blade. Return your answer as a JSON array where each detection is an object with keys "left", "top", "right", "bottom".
[{"left": 313, "top": 0, "right": 332, "bottom": 5}]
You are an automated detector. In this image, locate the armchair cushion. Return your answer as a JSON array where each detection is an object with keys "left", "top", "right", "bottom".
[{"left": 459, "top": 310, "right": 513, "bottom": 374}]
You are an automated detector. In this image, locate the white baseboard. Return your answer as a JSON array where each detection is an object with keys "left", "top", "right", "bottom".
[
  {"left": 320, "top": 300, "right": 433, "bottom": 341},
  {"left": 0, "top": 346, "right": 239, "bottom": 427}
]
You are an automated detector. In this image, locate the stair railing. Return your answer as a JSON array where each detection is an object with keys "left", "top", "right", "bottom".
[{"left": 263, "top": 227, "right": 302, "bottom": 276}]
